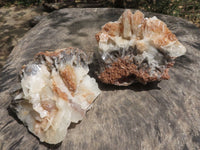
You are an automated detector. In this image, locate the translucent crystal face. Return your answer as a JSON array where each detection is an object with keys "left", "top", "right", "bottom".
[
  {"left": 95, "top": 10, "right": 186, "bottom": 86},
  {"left": 12, "top": 48, "right": 101, "bottom": 144}
]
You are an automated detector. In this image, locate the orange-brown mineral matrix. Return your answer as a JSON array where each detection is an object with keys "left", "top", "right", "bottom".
[
  {"left": 95, "top": 10, "right": 186, "bottom": 86},
  {"left": 98, "top": 57, "right": 173, "bottom": 86}
]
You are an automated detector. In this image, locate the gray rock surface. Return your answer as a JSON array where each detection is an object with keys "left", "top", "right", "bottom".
[{"left": 0, "top": 8, "right": 200, "bottom": 150}]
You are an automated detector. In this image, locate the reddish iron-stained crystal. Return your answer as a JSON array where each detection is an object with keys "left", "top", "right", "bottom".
[{"left": 95, "top": 10, "right": 186, "bottom": 86}]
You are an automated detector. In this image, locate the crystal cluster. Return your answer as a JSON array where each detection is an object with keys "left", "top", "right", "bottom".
[
  {"left": 95, "top": 10, "right": 186, "bottom": 86},
  {"left": 12, "top": 48, "right": 101, "bottom": 144}
]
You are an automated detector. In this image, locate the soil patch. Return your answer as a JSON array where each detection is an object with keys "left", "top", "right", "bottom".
[{"left": 0, "top": 6, "right": 48, "bottom": 70}]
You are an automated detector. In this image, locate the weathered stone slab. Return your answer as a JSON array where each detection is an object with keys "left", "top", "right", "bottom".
[{"left": 0, "top": 8, "right": 200, "bottom": 150}]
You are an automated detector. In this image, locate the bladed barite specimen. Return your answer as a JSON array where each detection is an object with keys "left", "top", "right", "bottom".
[
  {"left": 95, "top": 10, "right": 186, "bottom": 86},
  {"left": 11, "top": 48, "right": 101, "bottom": 144}
]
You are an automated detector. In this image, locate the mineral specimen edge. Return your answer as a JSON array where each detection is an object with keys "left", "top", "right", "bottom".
[
  {"left": 11, "top": 47, "right": 101, "bottom": 144},
  {"left": 95, "top": 9, "right": 186, "bottom": 86}
]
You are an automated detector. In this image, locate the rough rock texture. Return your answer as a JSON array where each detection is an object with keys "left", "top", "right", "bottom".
[
  {"left": 96, "top": 10, "right": 186, "bottom": 86},
  {"left": 0, "top": 8, "right": 200, "bottom": 149},
  {"left": 0, "top": 6, "right": 48, "bottom": 70}
]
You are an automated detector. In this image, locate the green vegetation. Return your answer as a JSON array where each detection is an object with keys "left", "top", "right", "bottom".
[
  {"left": 136, "top": 0, "right": 200, "bottom": 27},
  {"left": 113, "top": 0, "right": 200, "bottom": 27},
  {"left": 0, "top": 0, "right": 200, "bottom": 27}
]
